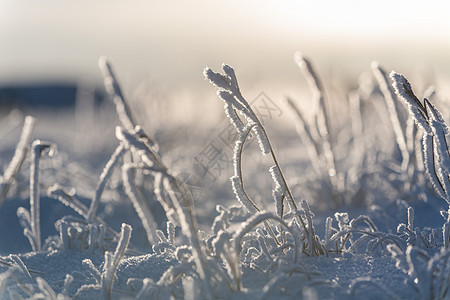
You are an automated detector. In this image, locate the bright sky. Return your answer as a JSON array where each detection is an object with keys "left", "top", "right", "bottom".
[
  {"left": 0, "top": 0, "right": 449, "bottom": 90},
  {"left": 262, "top": 0, "right": 449, "bottom": 37}
]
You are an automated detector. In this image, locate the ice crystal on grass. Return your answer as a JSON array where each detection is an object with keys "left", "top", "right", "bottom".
[
  {"left": 391, "top": 71, "right": 450, "bottom": 207},
  {"left": 17, "top": 140, "right": 55, "bottom": 252},
  {"left": 204, "top": 65, "right": 271, "bottom": 155}
]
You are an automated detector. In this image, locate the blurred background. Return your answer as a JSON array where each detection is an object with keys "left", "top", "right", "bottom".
[
  {"left": 0, "top": 0, "right": 449, "bottom": 177},
  {"left": 1, "top": 0, "right": 449, "bottom": 97}
]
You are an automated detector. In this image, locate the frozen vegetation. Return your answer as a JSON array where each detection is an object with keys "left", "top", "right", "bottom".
[{"left": 0, "top": 53, "right": 449, "bottom": 299}]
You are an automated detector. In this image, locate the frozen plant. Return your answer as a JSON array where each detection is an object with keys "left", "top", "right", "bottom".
[
  {"left": 115, "top": 126, "right": 215, "bottom": 297},
  {"left": 372, "top": 62, "right": 428, "bottom": 197},
  {"left": 391, "top": 71, "right": 450, "bottom": 207},
  {"left": 17, "top": 140, "right": 55, "bottom": 252},
  {"left": 323, "top": 212, "right": 404, "bottom": 254},
  {"left": 210, "top": 205, "right": 248, "bottom": 236},
  {"left": 287, "top": 53, "right": 341, "bottom": 207},
  {"left": 152, "top": 220, "right": 176, "bottom": 255},
  {"left": 391, "top": 71, "right": 450, "bottom": 249},
  {"left": 0, "top": 116, "right": 35, "bottom": 208},
  {"left": 397, "top": 207, "right": 440, "bottom": 249},
  {"left": 75, "top": 223, "right": 132, "bottom": 299},
  {"left": 86, "top": 143, "right": 126, "bottom": 224},
  {"left": 53, "top": 217, "right": 109, "bottom": 252},
  {"left": 287, "top": 54, "right": 383, "bottom": 208},
  {"left": 47, "top": 184, "right": 125, "bottom": 253},
  {"left": 372, "top": 62, "right": 411, "bottom": 175},
  {"left": 204, "top": 63, "right": 325, "bottom": 257},
  {"left": 98, "top": 56, "right": 158, "bottom": 151},
  {"left": 98, "top": 56, "right": 137, "bottom": 132},
  {"left": 287, "top": 56, "right": 426, "bottom": 209},
  {"left": 99, "top": 57, "right": 216, "bottom": 297}
]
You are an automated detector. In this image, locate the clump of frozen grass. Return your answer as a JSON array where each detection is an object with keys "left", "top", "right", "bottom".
[
  {"left": 391, "top": 71, "right": 450, "bottom": 207},
  {"left": 372, "top": 63, "right": 426, "bottom": 194},
  {"left": 52, "top": 217, "right": 110, "bottom": 252},
  {"left": 391, "top": 71, "right": 450, "bottom": 253},
  {"left": 152, "top": 220, "right": 176, "bottom": 255},
  {"left": 205, "top": 63, "right": 325, "bottom": 257},
  {"left": 287, "top": 53, "right": 371, "bottom": 207},
  {"left": 286, "top": 56, "right": 428, "bottom": 209},
  {"left": 101, "top": 223, "right": 132, "bottom": 299},
  {"left": 205, "top": 62, "right": 396, "bottom": 261},
  {"left": 47, "top": 184, "right": 127, "bottom": 253},
  {"left": 204, "top": 62, "right": 408, "bottom": 278},
  {"left": 97, "top": 57, "right": 217, "bottom": 297},
  {"left": 290, "top": 53, "right": 340, "bottom": 204},
  {"left": 396, "top": 206, "right": 440, "bottom": 249},
  {"left": 321, "top": 211, "right": 405, "bottom": 254},
  {"left": 115, "top": 125, "right": 215, "bottom": 297},
  {"left": 75, "top": 223, "right": 132, "bottom": 299}
]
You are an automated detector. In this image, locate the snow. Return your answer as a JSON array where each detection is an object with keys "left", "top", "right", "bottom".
[{"left": 0, "top": 57, "right": 449, "bottom": 299}]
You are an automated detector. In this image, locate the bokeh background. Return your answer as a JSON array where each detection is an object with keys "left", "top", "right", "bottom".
[
  {"left": 0, "top": 0, "right": 449, "bottom": 171},
  {"left": 1, "top": 0, "right": 449, "bottom": 95}
]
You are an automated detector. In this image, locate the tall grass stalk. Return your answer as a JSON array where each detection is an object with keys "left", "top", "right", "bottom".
[
  {"left": 98, "top": 57, "right": 136, "bottom": 132},
  {"left": 115, "top": 126, "right": 213, "bottom": 296},
  {"left": 348, "top": 91, "right": 365, "bottom": 166},
  {"left": 99, "top": 57, "right": 214, "bottom": 295},
  {"left": 0, "top": 116, "right": 36, "bottom": 207},
  {"left": 294, "top": 53, "right": 338, "bottom": 184},
  {"left": 99, "top": 57, "right": 158, "bottom": 151},
  {"left": 288, "top": 53, "right": 341, "bottom": 206},
  {"left": 101, "top": 223, "right": 132, "bottom": 300},
  {"left": 232, "top": 212, "right": 300, "bottom": 290},
  {"left": 87, "top": 144, "right": 126, "bottom": 223},
  {"left": 391, "top": 72, "right": 450, "bottom": 206},
  {"left": 29, "top": 140, "right": 53, "bottom": 252},
  {"left": 48, "top": 184, "right": 90, "bottom": 219},
  {"left": 372, "top": 62, "right": 410, "bottom": 173},
  {"left": 122, "top": 163, "right": 158, "bottom": 245}
]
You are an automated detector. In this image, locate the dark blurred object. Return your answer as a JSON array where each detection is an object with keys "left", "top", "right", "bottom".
[{"left": 0, "top": 83, "right": 105, "bottom": 111}]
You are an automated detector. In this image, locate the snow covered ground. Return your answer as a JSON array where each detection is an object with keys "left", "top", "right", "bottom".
[{"left": 0, "top": 55, "right": 449, "bottom": 300}]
